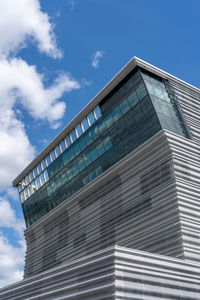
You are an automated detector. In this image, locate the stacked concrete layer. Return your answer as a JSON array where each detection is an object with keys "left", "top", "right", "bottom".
[
  {"left": 0, "top": 247, "right": 115, "bottom": 300},
  {"left": 114, "top": 246, "right": 200, "bottom": 299},
  {"left": 166, "top": 131, "right": 200, "bottom": 263},
  {"left": 1, "top": 246, "right": 200, "bottom": 300},
  {"left": 24, "top": 130, "right": 185, "bottom": 278}
]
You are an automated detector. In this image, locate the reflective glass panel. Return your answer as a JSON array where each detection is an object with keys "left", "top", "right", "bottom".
[
  {"left": 33, "top": 168, "right": 38, "bottom": 178},
  {"left": 39, "top": 173, "right": 45, "bottom": 185},
  {"left": 88, "top": 112, "right": 95, "bottom": 125},
  {"left": 50, "top": 150, "right": 56, "bottom": 162},
  {"left": 76, "top": 124, "right": 83, "bottom": 137},
  {"left": 70, "top": 130, "right": 77, "bottom": 142},
  {"left": 29, "top": 171, "right": 34, "bottom": 182},
  {"left": 25, "top": 175, "right": 29, "bottom": 185},
  {"left": 55, "top": 145, "right": 61, "bottom": 157},
  {"left": 41, "top": 159, "right": 46, "bottom": 170},
  {"left": 37, "top": 164, "right": 42, "bottom": 174},
  {"left": 43, "top": 170, "right": 49, "bottom": 182},
  {"left": 81, "top": 118, "right": 89, "bottom": 131},
  {"left": 94, "top": 106, "right": 102, "bottom": 119},
  {"left": 59, "top": 140, "right": 66, "bottom": 153},
  {"left": 45, "top": 155, "right": 51, "bottom": 166},
  {"left": 65, "top": 135, "right": 71, "bottom": 147}
]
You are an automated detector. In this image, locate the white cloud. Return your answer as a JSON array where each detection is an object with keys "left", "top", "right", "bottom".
[
  {"left": 91, "top": 50, "right": 105, "bottom": 68},
  {"left": 0, "top": 199, "right": 25, "bottom": 235},
  {"left": 0, "top": 195, "right": 25, "bottom": 288},
  {"left": 6, "top": 187, "right": 19, "bottom": 202},
  {"left": 0, "top": 0, "right": 61, "bottom": 58},
  {"left": 0, "top": 58, "right": 80, "bottom": 124},
  {"left": 0, "top": 234, "right": 25, "bottom": 288},
  {"left": 0, "top": 113, "right": 35, "bottom": 191}
]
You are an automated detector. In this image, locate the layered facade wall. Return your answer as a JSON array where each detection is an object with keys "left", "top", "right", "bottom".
[
  {"left": 167, "top": 132, "right": 200, "bottom": 262},
  {"left": 1, "top": 246, "right": 200, "bottom": 300}
]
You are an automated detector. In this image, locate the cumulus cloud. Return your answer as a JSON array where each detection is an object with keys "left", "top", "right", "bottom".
[
  {"left": 0, "top": 111, "right": 35, "bottom": 191},
  {"left": 0, "top": 234, "right": 25, "bottom": 288},
  {"left": 0, "top": 0, "right": 61, "bottom": 58},
  {"left": 0, "top": 58, "right": 80, "bottom": 124},
  {"left": 0, "top": 198, "right": 25, "bottom": 235},
  {"left": 0, "top": 194, "right": 25, "bottom": 288},
  {"left": 91, "top": 50, "right": 105, "bottom": 68}
]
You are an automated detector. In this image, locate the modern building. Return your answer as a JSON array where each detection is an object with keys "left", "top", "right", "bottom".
[{"left": 0, "top": 57, "right": 200, "bottom": 299}]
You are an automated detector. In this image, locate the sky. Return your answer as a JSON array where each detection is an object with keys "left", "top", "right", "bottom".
[{"left": 0, "top": 0, "right": 200, "bottom": 288}]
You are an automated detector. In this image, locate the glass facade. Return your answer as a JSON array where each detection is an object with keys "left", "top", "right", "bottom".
[
  {"left": 142, "top": 71, "right": 189, "bottom": 138},
  {"left": 20, "top": 68, "right": 190, "bottom": 227},
  {"left": 18, "top": 106, "right": 102, "bottom": 203}
]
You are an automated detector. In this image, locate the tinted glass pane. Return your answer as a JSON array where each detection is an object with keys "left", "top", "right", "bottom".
[
  {"left": 93, "top": 106, "right": 102, "bottom": 119},
  {"left": 81, "top": 118, "right": 89, "bottom": 131},
  {"left": 37, "top": 164, "right": 42, "bottom": 174},
  {"left": 33, "top": 168, "right": 38, "bottom": 178},
  {"left": 29, "top": 171, "right": 34, "bottom": 181},
  {"left": 119, "top": 99, "right": 130, "bottom": 115},
  {"left": 55, "top": 145, "right": 61, "bottom": 156},
  {"left": 88, "top": 112, "right": 95, "bottom": 125},
  {"left": 41, "top": 159, "right": 46, "bottom": 170},
  {"left": 79, "top": 136, "right": 87, "bottom": 151},
  {"left": 45, "top": 155, "right": 51, "bottom": 166},
  {"left": 65, "top": 135, "right": 71, "bottom": 147},
  {"left": 25, "top": 175, "right": 29, "bottom": 185},
  {"left": 35, "top": 178, "right": 40, "bottom": 189},
  {"left": 128, "top": 91, "right": 139, "bottom": 107},
  {"left": 50, "top": 151, "right": 56, "bottom": 162},
  {"left": 70, "top": 130, "right": 77, "bottom": 142},
  {"left": 31, "top": 181, "right": 37, "bottom": 193},
  {"left": 44, "top": 170, "right": 49, "bottom": 182},
  {"left": 76, "top": 124, "right": 83, "bottom": 137},
  {"left": 62, "top": 151, "right": 69, "bottom": 165},
  {"left": 59, "top": 141, "right": 66, "bottom": 153},
  {"left": 83, "top": 153, "right": 91, "bottom": 166},
  {"left": 90, "top": 148, "right": 98, "bottom": 161},
  {"left": 112, "top": 106, "right": 122, "bottom": 122},
  {"left": 136, "top": 82, "right": 147, "bottom": 100},
  {"left": 39, "top": 173, "right": 45, "bottom": 185},
  {"left": 96, "top": 142, "right": 105, "bottom": 156}
]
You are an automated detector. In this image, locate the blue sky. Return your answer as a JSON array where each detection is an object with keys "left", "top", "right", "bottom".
[{"left": 0, "top": 0, "right": 200, "bottom": 287}]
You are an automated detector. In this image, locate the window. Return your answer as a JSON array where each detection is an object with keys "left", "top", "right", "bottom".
[
  {"left": 50, "top": 150, "right": 56, "bottom": 162},
  {"left": 81, "top": 118, "right": 89, "bottom": 132},
  {"left": 75, "top": 124, "right": 83, "bottom": 137},
  {"left": 37, "top": 163, "right": 42, "bottom": 174},
  {"left": 45, "top": 155, "right": 51, "bottom": 166},
  {"left": 55, "top": 145, "right": 61, "bottom": 157},
  {"left": 87, "top": 112, "right": 95, "bottom": 126},
  {"left": 93, "top": 106, "right": 102, "bottom": 119},
  {"left": 65, "top": 135, "right": 71, "bottom": 147},
  {"left": 59, "top": 140, "right": 66, "bottom": 153},
  {"left": 41, "top": 159, "right": 46, "bottom": 170},
  {"left": 70, "top": 130, "right": 77, "bottom": 142}
]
